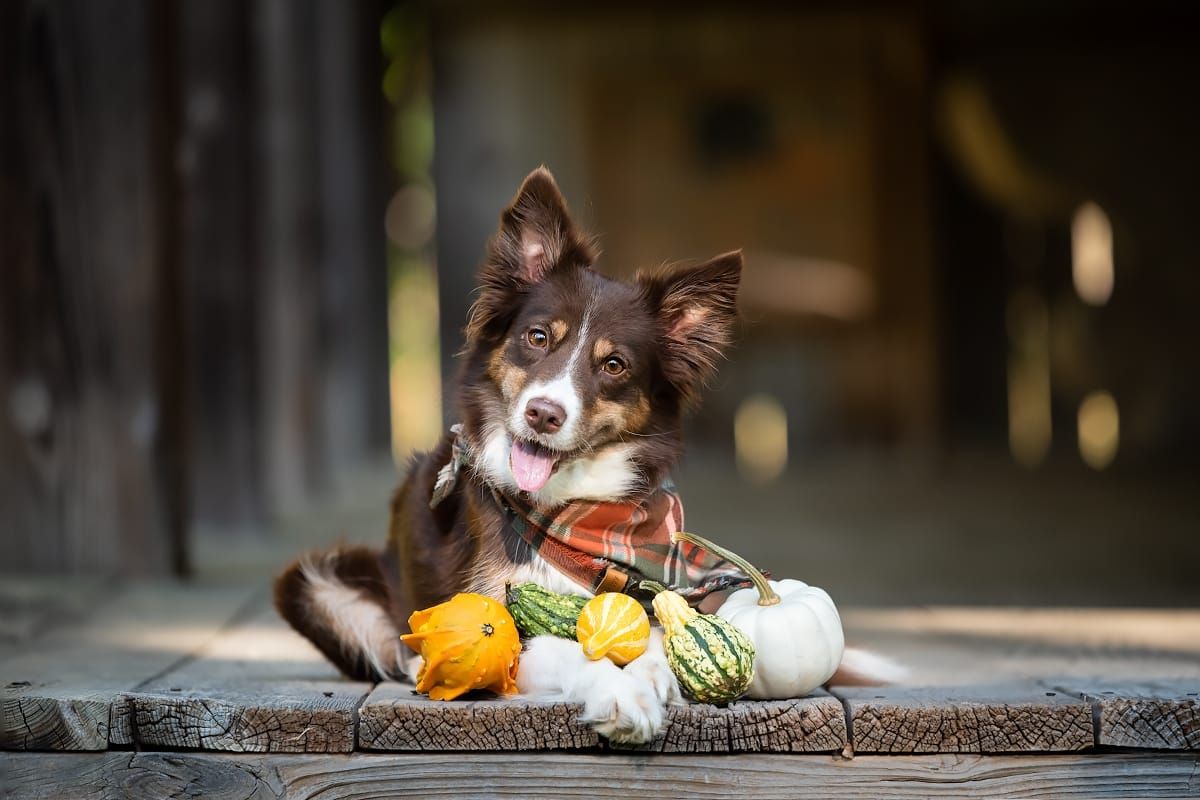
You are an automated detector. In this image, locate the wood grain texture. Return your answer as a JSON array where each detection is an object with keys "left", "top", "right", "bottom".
[
  {"left": 840, "top": 608, "right": 1200, "bottom": 688},
  {"left": 0, "top": 0, "right": 185, "bottom": 576},
  {"left": 125, "top": 599, "right": 371, "bottom": 753},
  {"left": 0, "top": 688, "right": 112, "bottom": 753},
  {"left": 0, "top": 577, "right": 113, "bottom": 645},
  {"left": 361, "top": 683, "right": 847, "bottom": 753},
  {"left": 1, "top": 583, "right": 256, "bottom": 750},
  {"left": 834, "top": 683, "right": 1094, "bottom": 754},
  {"left": 126, "top": 682, "right": 367, "bottom": 754},
  {"left": 638, "top": 694, "right": 848, "bottom": 753},
  {"left": 0, "top": 751, "right": 276, "bottom": 800},
  {"left": 359, "top": 682, "right": 599, "bottom": 751},
  {"left": 177, "top": 0, "right": 265, "bottom": 531},
  {"left": 1054, "top": 680, "right": 1200, "bottom": 750},
  {"left": 4, "top": 751, "right": 1199, "bottom": 799}
]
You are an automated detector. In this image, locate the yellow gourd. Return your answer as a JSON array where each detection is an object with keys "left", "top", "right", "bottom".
[
  {"left": 575, "top": 592, "right": 650, "bottom": 665},
  {"left": 399, "top": 592, "right": 521, "bottom": 700}
]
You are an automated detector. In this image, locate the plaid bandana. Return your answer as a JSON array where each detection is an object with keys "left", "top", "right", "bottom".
[{"left": 431, "top": 425, "right": 753, "bottom": 605}]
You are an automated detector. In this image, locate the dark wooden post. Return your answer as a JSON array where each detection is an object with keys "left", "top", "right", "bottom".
[
  {"left": 177, "top": 0, "right": 264, "bottom": 532},
  {"left": 0, "top": 0, "right": 188, "bottom": 574},
  {"left": 313, "top": 0, "right": 392, "bottom": 482},
  {"left": 254, "top": 0, "right": 327, "bottom": 513}
]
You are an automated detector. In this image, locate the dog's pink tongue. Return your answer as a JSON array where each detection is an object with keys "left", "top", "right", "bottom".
[{"left": 510, "top": 441, "right": 557, "bottom": 492}]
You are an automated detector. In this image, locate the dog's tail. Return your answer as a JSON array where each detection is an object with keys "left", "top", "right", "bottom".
[
  {"left": 273, "top": 545, "right": 412, "bottom": 682},
  {"left": 827, "top": 647, "right": 909, "bottom": 686}
]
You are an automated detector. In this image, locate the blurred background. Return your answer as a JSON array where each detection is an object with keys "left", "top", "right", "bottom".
[{"left": 2, "top": 0, "right": 1198, "bottom": 606}]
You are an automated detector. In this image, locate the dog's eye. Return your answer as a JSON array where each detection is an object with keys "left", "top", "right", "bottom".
[
  {"left": 601, "top": 356, "right": 626, "bottom": 376},
  {"left": 526, "top": 328, "right": 549, "bottom": 348}
]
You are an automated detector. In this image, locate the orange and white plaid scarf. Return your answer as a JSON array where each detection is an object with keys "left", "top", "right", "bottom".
[
  {"left": 492, "top": 485, "right": 752, "bottom": 604},
  {"left": 429, "top": 426, "right": 752, "bottom": 605}
]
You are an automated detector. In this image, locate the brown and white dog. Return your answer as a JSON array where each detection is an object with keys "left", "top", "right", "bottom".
[{"left": 275, "top": 167, "right": 890, "bottom": 744}]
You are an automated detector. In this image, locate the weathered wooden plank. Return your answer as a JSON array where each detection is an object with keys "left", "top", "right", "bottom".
[
  {"left": 361, "top": 682, "right": 847, "bottom": 753},
  {"left": 359, "top": 682, "right": 598, "bottom": 751},
  {"left": 125, "top": 600, "right": 371, "bottom": 753},
  {"left": 4, "top": 751, "right": 1199, "bottom": 799},
  {"left": 1, "top": 582, "right": 256, "bottom": 750},
  {"left": 839, "top": 607, "right": 1200, "bottom": 687},
  {"left": 127, "top": 683, "right": 367, "bottom": 754},
  {"left": 725, "top": 694, "right": 848, "bottom": 753},
  {"left": 833, "top": 683, "right": 1094, "bottom": 754},
  {"left": 0, "top": 576, "right": 113, "bottom": 646},
  {"left": 634, "top": 693, "right": 847, "bottom": 753},
  {"left": 1054, "top": 680, "right": 1200, "bottom": 750},
  {"left": 0, "top": 751, "right": 277, "bottom": 800}
]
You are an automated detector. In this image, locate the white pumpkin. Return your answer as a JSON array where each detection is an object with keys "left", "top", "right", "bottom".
[
  {"left": 675, "top": 531, "right": 844, "bottom": 699},
  {"left": 717, "top": 578, "right": 844, "bottom": 699}
]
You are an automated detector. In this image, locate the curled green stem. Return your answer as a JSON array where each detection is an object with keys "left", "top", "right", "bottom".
[{"left": 673, "top": 530, "right": 780, "bottom": 606}]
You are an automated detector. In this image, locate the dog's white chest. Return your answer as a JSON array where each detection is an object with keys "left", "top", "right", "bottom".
[{"left": 504, "top": 554, "right": 592, "bottom": 598}]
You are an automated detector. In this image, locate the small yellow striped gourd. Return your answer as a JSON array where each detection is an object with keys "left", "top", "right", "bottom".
[{"left": 575, "top": 592, "right": 650, "bottom": 665}]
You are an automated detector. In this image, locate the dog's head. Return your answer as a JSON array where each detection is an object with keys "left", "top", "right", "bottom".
[{"left": 458, "top": 167, "right": 741, "bottom": 506}]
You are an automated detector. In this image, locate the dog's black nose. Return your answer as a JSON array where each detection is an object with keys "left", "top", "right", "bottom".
[{"left": 525, "top": 398, "right": 566, "bottom": 434}]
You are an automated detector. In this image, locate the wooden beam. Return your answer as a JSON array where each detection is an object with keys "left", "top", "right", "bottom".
[
  {"left": 359, "top": 682, "right": 847, "bottom": 753},
  {"left": 126, "top": 682, "right": 368, "bottom": 755},
  {"left": 4, "top": 751, "right": 1199, "bottom": 799},
  {"left": 832, "top": 683, "right": 1094, "bottom": 754},
  {"left": 1053, "top": 680, "right": 1200, "bottom": 750},
  {"left": 123, "top": 600, "right": 372, "bottom": 753},
  {"left": 0, "top": 583, "right": 256, "bottom": 750},
  {"left": 359, "top": 681, "right": 598, "bottom": 751}
]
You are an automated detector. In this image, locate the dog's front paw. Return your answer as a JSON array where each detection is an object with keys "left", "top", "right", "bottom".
[
  {"left": 515, "top": 633, "right": 670, "bottom": 745},
  {"left": 623, "top": 630, "right": 682, "bottom": 706},
  {"left": 578, "top": 668, "right": 664, "bottom": 745}
]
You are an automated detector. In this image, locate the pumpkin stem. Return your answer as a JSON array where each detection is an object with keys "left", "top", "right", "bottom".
[
  {"left": 637, "top": 580, "right": 669, "bottom": 595},
  {"left": 672, "top": 530, "right": 781, "bottom": 606}
]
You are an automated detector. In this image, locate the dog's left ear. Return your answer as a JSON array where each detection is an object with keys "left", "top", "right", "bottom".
[
  {"left": 467, "top": 167, "right": 594, "bottom": 341},
  {"left": 639, "top": 251, "right": 742, "bottom": 406}
]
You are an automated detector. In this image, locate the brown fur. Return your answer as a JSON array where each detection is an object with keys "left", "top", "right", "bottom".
[
  {"left": 275, "top": 167, "right": 742, "bottom": 681},
  {"left": 592, "top": 337, "right": 614, "bottom": 361},
  {"left": 273, "top": 545, "right": 397, "bottom": 682},
  {"left": 549, "top": 319, "right": 568, "bottom": 342},
  {"left": 488, "top": 346, "right": 528, "bottom": 400}
]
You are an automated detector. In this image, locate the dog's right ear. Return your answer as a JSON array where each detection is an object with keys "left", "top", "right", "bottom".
[{"left": 467, "top": 167, "right": 594, "bottom": 341}]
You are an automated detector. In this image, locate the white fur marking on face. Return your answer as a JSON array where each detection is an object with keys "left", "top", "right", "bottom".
[
  {"left": 476, "top": 292, "right": 641, "bottom": 507},
  {"left": 511, "top": 307, "right": 591, "bottom": 449}
]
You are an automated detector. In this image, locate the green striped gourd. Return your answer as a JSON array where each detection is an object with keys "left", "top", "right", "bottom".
[
  {"left": 505, "top": 583, "right": 589, "bottom": 639},
  {"left": 645, "top": 582, "right": 755, "bottom": 704}
]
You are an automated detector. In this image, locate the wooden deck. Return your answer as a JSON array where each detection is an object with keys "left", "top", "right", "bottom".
[{"left": 2, "top": 578, "right": 1199, "bottom": 798}]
